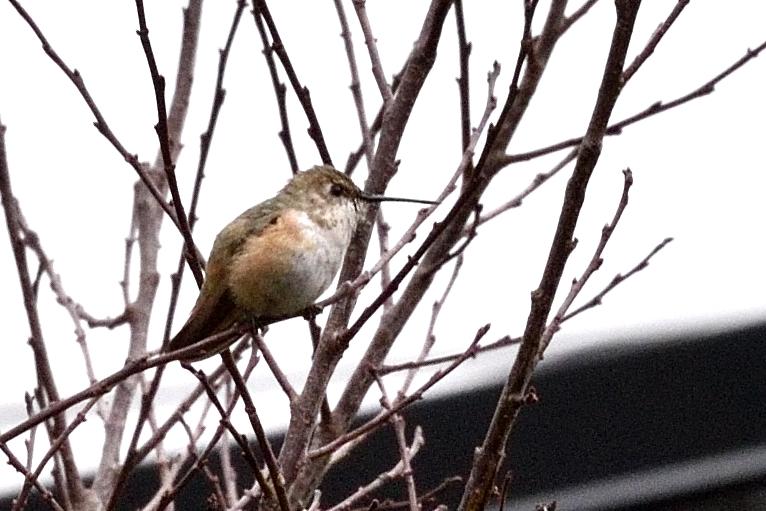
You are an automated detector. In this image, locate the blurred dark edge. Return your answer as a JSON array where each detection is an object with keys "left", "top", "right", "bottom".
[{"left": 5, "top": 321, "right": 765, "bottom": 510}]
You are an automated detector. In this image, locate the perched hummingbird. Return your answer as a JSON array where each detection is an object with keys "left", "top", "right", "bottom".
[{"left": 168, "top": 164, "right": 435, "bottom": 361}]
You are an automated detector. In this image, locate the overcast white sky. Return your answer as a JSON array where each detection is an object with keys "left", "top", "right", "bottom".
[{"left": 1, "top": 1, "right": 765, "bottom": 491}]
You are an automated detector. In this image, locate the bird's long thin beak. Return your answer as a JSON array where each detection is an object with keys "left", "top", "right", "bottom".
[{"left": 360, "top": 192, "right": 438, "bottom": 206}]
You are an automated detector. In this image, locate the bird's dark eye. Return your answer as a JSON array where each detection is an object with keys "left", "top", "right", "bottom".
[{"left": 329, "top": 183, "right": 345, "bottom": 197}]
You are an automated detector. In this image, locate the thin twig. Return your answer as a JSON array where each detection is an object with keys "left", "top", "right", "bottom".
[
  {"left": 334, "top": 0, "right": 375, "bottom": 167},
  {"left": 14, "top": 397, "right": 100, "bottom": 511},
  {"left": 454, "top": 0, "right": 471, "bottom": 157},
  {"left": 310, "top": 324, "right": 489, "bottom": 459},
  {"left": 1, "top": 441, "right": 65, "bottom": 511},
  {"left": 458, "top": 4, "right": 641, "bottom": 510},
  {"left": 538, "top": 168, "right": 634, "bottom": 356},
  {"left": 373, "top": 376, "right": 419, "bottom": 511},
  {"left": 252, "top": 0, "right": 333, "bottom": 165},
  {"left": 222, "top": 350, "right": 290, "bottom": 511},
  {"left": 622, "top": 0, "right": 690, "bottom": 82},
  {"left": 326, "top": 427, "right": 425, "bottom": 511},
  {"left": 501, "top": 38, "right": 766, "bottom": 166},
  {"left": 0, "top": 120, "right": 85, "bottom": 504},
  {"left": 253, "top": 333, "right": 297, "bottom": 402},
  {"left": 400, "top": 254, "right": 464, "bottom": 394},
  {"left": 352, "top": 0, "right": 393, "bottom": 104},
  {"left": 562, "top": 237, "right": 673, "bottom": 323},
  {"left": 133, "top": 0, "right": 203, "bottom": 282}
]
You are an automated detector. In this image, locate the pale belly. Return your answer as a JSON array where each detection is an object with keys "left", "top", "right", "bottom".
[{"left": 226, "top": 210, "right": 349, "bottom": 317}]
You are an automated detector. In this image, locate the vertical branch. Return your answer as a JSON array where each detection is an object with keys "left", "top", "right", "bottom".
[
  {"left": 134, "top": 0, "right": 204, "bottom": 283},
  {"left": 454, "top": 0, "right": 471, "bottom": 155},
  {"left": 252, "top": 2, "right": 299, "bottom": 173},
  {"left": 278, "top": 3, "right": 455, "bottom": 504},
  {"left": 334, "top": 0, "right": 375, "bottom": 166},
  {"left": 93, "top": 1, "right": 203, "bottom": 504},
  {"left": 458, "top": 4, "right": 641, "bottom": 510},
  {"left": 352, "top": 0, "right": 394, "bottom": 104},
  {"left": 0, "top": 121, "right": 86, "bottom": 505},
  {"left": 121, "top": 1, "right": 245, "bottom": 490}
]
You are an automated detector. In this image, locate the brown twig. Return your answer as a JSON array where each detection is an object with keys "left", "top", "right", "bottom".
[
  {"left": 399, "top": 254, "right": 464, "bottom": 395},
  {"left": 538, "top": 168, "right": 634, "bottom": 356},
  {"left": 309, "top": 324, "right": 489, "bottom": 459},
  {"left": 352, "top": 0, "right": 393, "bottom": 104},
  {"left": 186, "top": 365, "right": 263, "bottom": 477},
  {"left": 0, "top": 120, "right": 85, "bottom": 505},
  {"left": 558, "top": 0, "right": 600, "bottom": 36},
  {"left": 253, "top": 333, "right": 297, "bottom": 402},
  {"left": 454, "top": 0, "right": 472, "bottom": 158},
  {"left": 133, "top": 0, "right": 203, "bottom": 283},
  {"left": 122, "top": 1, "right": 245, "bottom": 495},
  {"left": 1, "top": 441, "right": 65, "bottom": 511},
  {"left": 251, "top": 0, "right": 299, "bottom": 173},
  {"left": 373, "top": 376, "right": 419, "bottom": 511},
  {"left": 457, "top": 4, "right": 641, "bottom": 510},
  {"left": 501, "top": 38, "right": 766, "bottom": 167},
  {"left": 252, "top": 0, "right": 332, "bottom": 165},
  {"left": 622, "top": 0, "right": 690, "bottom": 82},
  {"left": 221, "top": 350, "right": 290, "bottom": 511},
  {"left": 14, "top": 397, "right": 100, "bottom": 511},
  {"left": 334, "top": 0, "right": 375, "bottom": 167},
  {"left": 368, "top": 476, "right": 462, "bottom": 511},
  {"left": 562, "top": 236, "right": 673, "bottom": 324},
  {"left": 379, "top": 334, "right": 518, "bottom": 376},
  {"left": 326, "top": 427, "right": 425, "bottom": 511},
  {"left": 473, "top": 149, "right": 576, "bottom": 229},
  {"left": 0, "top": 327, "right": 244, "bottom": 446}
]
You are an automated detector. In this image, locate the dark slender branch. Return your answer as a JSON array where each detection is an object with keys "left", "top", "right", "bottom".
[
  {"left": 169, "top": 364, "right": 268, "bottom": 497},
  {"left": 253, "top": 333, "right": 297, "bottom": 402},
  {"left": 133, "top": 0, "right": 203, "bottom": 283},
  {"left": 14, "top": 397, "right": 99, "bottom": 511},
  {"left": 559, "top": 0, "right": 600, "bottom": 35},
  {"left": 0, "top": 327, "right": 244, "bottom": 445},
  {"left": 1, "top": 441, "right": 65, "bottom": 511},
  {"left": 253, "top": 0, "right": 333, "bottom": 165},
  {"left": 454, "top": 0, "right": 472, "bottom": 157},
  {"left": 501, "top": 37, "right": 766, "bottom": 167},
  {"left": 623, "top": 0, "right": 690, "bottom": 82},
  {"left": 562, "top": 236, "right": 673, "bottom": 323},
  {"left": 121, "top": 2, "right": 246, "bottom": 494},
  {"left": 222, "top": 351, "right": 290, "bottom": 511},
  {"left": 251, "top": 1, "right": 299, "bottom": 173},
  {"left": 458, "top": 4, "right": 641, "bottom": 510},
  {"left": 539, "top": 168, "right": 634, "bottom": 356}
]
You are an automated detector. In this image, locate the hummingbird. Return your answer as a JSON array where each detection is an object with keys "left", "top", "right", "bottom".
[{"left": 167, "top": 164, "right": 436, "bottom": 361}]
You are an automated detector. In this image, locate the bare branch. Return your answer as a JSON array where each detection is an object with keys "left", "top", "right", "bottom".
[
  {"left": 326, "top": 427, "right": 425, "bottom": 511},
  {"left": 352, "top": 0, "right": 393, "bottom": 104},
  {"left": 501, "top": 38, "right": 766, "bottom": 167},
  {"left": 458, "top": 4, "right": 642, "bottom": 510},
  {"left": 133, "top": 0, "right": 203, "bottom": 283},
  {"left": 252, "top": 0, "right": 333, "bottom": 165},
  {"left": 222, "top": 351, "right": 290, "bottom": 511},
  {"left": 0, "top": 120, "right": 85, "bottom": 504},
  {"left": 310, "top": 324, "right": 489, "bottom": 460}
]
